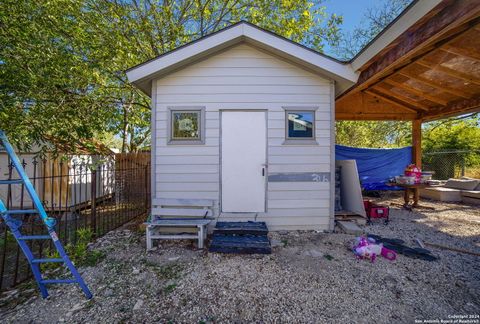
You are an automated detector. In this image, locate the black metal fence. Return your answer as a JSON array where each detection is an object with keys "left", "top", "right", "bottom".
[
  {"left": 0, "top": 152, "right": 150, "bottom": 291},
  {"left": 423, "top": 150, "right": 480, "bottom": 180}
]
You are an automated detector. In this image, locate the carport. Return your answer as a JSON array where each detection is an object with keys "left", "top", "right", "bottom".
[{"left": 337, "top": 0, "right": 480, "bottom": 175}]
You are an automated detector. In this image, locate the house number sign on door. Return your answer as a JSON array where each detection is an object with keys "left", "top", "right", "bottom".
[{"left": 268, "top": 172, "right": 330, "bottom": 182}]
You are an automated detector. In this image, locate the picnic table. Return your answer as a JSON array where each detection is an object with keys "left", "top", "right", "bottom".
[{"left": 386, "top": 183, "right": 434, "bottom": 210}]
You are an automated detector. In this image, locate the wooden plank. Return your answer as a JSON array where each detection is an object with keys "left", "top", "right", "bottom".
[
  {"left": 397, "top": 71, "right": 471, "bottom": 99},
  {"left": 371, "top": 87, "right": 431, "bottom": 111},
  {"left": 209, "top": 234, "right": 271, "bottom": 254},
  {"left": 421, "top": 96, "right": 480, "bottom": 121},
  {"left": 440, "top": 45, "right": 480, "bottom": 62},
  {"left": 152, "top": 198, "right": 214, "bottom": 207},
  {"left": 424, "top": 241, "right": 480, "bottom": 256},
  {"left": 354, "top": 0, "right": 480, "bottom": 86},
  {"left": 415, "top": 60, "right": 480, "bottom": 86},
  {"left": 335, "top": 215, "right": 367, "bottom": 226},
  {"left": 151, "top": 208, "right": 212, "bottom": 217},
  {"left": 363, "top": 90, "right": 419, "bottom": 113},
  {"left": 335, "top": 113, "right": 416, "bottom": 121},
  {"left": 215, "top": 221, "right": 268, "bottom": 235},
  {"left": 335, "top": 210, "right": 360, "bottom": 216},
  {"left": 149, "top": 219, "right": 212, "bottom": 226},
  {"left": 336, "top": 221, "right": 363, "bottom": 235},
  {"left": 149, "top": 234, "right": 199, "bottom": 239},
  {"left": 336, "top": 3, "right": 480, "bottom": 121},
  {"left": 383, "top": 79, "right": 448, "bottom": 106}
]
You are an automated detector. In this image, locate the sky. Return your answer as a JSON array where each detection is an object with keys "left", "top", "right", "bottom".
[
  {"left": 323, "top": 0, "right": 381, "bottom": 33},
  {"left": 321, "top": 0, "right": 387, "bottom": 57}
]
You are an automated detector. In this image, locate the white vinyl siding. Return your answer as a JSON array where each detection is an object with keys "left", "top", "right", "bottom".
[{"left": 153, "top": 43, "right": 333, "bottom": 230}]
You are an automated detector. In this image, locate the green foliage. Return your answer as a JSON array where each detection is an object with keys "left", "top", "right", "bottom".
[
  {"left": 154, "top": 263, "right": 185, "bottom": 280},
  {"left": 423, "top": 115, "right": 480, "bottom": 152},
  {"left": 1, "top": 0, "right": 342, "bottom": 153},
  {"left": 0, "top": 232, "right": 16, "bottom": 248},
  {"left": 336, "top": 121, "right": 410, "bottom": 148},
  {"left": 164, "top": 283, "right": 177, "bottom": 294},
  {"left": 41, "top": 227, "right": 104, "bottom": 272},
  {"left": 422, "top": 115, "right": 480, "bottom": 179}
]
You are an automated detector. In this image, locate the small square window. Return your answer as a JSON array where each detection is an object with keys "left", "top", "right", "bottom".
[
  {"left": 168, "top": 107, "right": 205, "bottom": 145},
  {"left": 172, "top": 111, "right": 200, "bottom": 139},
  {"left": 287, "top": 111, "right": 314, "bottom": 139}
]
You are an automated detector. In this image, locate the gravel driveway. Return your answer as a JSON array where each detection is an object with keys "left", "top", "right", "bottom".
[{"left": 1, "top": 197, "right": 479, "bottom": 323}]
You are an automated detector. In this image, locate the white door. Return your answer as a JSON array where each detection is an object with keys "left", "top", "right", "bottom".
[{"left": 221, "top": 111, "right": 267, "bottom": 212}]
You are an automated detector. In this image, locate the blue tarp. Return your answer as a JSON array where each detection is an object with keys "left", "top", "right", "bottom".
[{"left": 335, "top": 145, "right": 412, "bottom": 191}]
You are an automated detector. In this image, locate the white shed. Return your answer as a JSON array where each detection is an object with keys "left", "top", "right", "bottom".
[{"left": 127, "top": 22, "right": 357, "bottom": 231}]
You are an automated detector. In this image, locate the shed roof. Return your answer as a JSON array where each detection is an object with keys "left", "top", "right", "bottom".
[{"left": 125, "top": 21, "right": 358, "bottom": 96}]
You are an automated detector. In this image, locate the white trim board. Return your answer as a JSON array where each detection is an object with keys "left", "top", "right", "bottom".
[{"left": 126, "top": 22, "right": 358, "bottom": 96}]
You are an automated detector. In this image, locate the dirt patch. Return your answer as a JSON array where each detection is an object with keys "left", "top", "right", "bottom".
[{"left": 0, "top": 198, "right": 479, "bottom": 323}]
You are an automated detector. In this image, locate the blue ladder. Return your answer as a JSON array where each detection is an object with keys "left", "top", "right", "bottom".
[{"left": 0, "top": 130, "right": 92, "bottom": 299}]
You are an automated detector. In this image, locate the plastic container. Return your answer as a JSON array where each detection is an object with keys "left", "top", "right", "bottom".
[
  {"left": 395, "top": 175, "right": 415, "bottom": 185},
  {"left": 421, "top": 174, "right": 432, "bottom": 183}
]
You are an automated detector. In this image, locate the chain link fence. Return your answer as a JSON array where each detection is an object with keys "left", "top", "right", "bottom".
[{"left": 422, "top": 150, "right": 480, "bottom": 180}]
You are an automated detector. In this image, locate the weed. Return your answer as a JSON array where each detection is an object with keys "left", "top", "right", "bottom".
[
  {"left": 146, "top": 261, "right": 185, "bottom": 280},
  {"left": 324, "top": 254, "right": 334, "bottom": 261},
  {"left": 0, "top": 232, "right": 16, "bottom": 248},
  {"left": 41, "top": 228, "right": 104, "bottom": 272},
  {"left": 164, "top": 283, "right": 177, "bottom": 294},
  {"left": 156, "top": 263, "right": 184, "bottom": 280},
  {"left": 281, "top": 239, "right": 288, "bottom": 247}
]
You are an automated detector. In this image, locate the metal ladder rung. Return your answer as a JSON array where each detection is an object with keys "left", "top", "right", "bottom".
[
  {"left": 41, "top": 279, "right": 77, "bottom": 284},
  {"left": 5, "top": 209, "right": 38, "bottom": 215},
  {"left": 18, "top": 235, "right": 52, "bottom": 240},
  {"left": 0, "top": 179, "right": 23, "bottom": 185},
  {"left": 0, "top": 130, "right": 92, "bottom": 299},
  {"left": 32, "top": 258, "right": 64, "bottom": 264}
]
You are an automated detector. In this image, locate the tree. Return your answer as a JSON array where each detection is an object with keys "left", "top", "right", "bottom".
[
  {"left": 422, "top": 114, "right": 480, "bottom": 178},
  {"left": 332, "top": 0, "right": 413, "bottom": 61},
  {"left": 0, "top": 0, "right": 343, "bottom": 153},
  {"left": 336, "top": 120, "right": 410, "bottom": 148},
  {"left": 333, "top": 0, "right": 413, "bottom": 148}
]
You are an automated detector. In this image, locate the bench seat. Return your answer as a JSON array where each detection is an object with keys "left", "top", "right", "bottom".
[{"left": 146, "top": 199, "right": 214, "bottom": 250}]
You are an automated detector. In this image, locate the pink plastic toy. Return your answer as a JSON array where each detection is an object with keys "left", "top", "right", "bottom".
[{"left": 353, "top": 236, "right": 396, "bottom": 262}]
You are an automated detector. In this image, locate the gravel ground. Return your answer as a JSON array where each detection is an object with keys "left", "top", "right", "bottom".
[{"left": 0, "top": 196, "right": 479, "bottom": 323}]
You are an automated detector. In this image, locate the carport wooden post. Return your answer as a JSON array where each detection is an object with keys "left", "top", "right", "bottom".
[
  {"left": 412, "top": 119, "right": 422, "bottom": 205},
  {"left": 412, "top": 119, "right": 422, "bottom": 168}
]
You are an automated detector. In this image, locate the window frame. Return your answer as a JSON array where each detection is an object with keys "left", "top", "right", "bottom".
[
  {"left": 282, "top": 106, "right": 319, "bottom": 145},
  {"left": 167, "top": 106, "right": 206, "bottom": 145}
]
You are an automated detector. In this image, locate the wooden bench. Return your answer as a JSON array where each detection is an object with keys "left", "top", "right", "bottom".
[{"left": 146, "top": 198, "right": 214, "bottom": 250}]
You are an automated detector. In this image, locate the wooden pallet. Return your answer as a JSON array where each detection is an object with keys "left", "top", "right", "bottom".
[
  {"left": 214, "top": 221, "right": 268, "bottom": 235},
  {"left": 209, "top": 221, "right": 271, "bottom": 254},
  {"left": 209, "top": 233, "right": 271, "bottom": 254}
]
